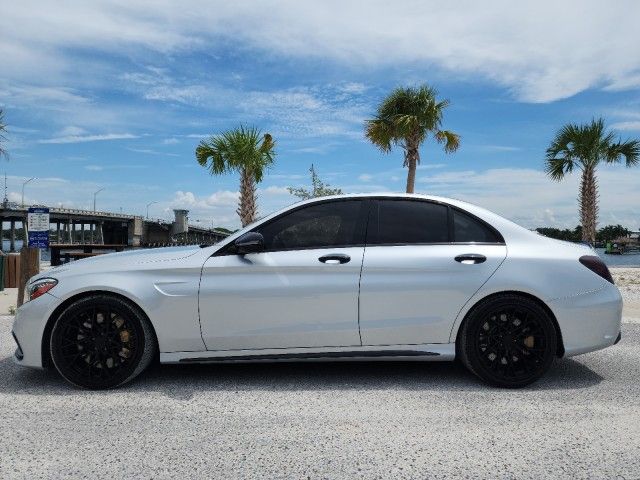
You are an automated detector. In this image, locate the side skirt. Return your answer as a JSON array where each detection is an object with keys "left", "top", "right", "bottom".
[{"left": 161, "top": 343, "right": 456, "bottom": 364}]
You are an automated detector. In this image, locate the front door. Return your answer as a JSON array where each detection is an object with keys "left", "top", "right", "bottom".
[{"left": 198, "top": 199, "right": 368, "bottom": 351}]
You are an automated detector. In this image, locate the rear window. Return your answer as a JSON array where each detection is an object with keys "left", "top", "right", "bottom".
[{"left": 453, "top": 209, "right": 501, "bottom": 243}]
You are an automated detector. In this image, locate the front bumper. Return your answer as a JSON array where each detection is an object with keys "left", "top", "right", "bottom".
[
  {"left": 11, "top": 292, "right": 59, "bottom": 369},
  {"left": 550, "top": 284, "right": 623, "bottom": 357}
]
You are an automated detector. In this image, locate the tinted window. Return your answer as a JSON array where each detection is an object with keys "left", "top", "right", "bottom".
[
  {"left": 453, "top": 209, "right": 500, "bottom": 243},
  {"left": 370, "top": 200, "right": 449, "bottom": 244},
  {"left": 256, "top": 200, "right": 363, "bottom": 251}
]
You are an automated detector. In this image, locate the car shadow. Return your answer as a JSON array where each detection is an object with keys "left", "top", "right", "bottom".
[{"left": 0, "top": 355, "right": 603, "bottom": 399}]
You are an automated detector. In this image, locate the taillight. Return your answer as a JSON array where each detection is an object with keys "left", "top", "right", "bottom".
[
  {"left": 26, "top": 278, "right": 58, "bottom": 302},
  {"left": 579, "top": 256, "right": 614, "bottom": 284}
]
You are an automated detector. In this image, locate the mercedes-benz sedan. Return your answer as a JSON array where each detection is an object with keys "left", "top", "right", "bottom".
[{"left": 12, "top": 194, "right": 622, "bottom": 389}]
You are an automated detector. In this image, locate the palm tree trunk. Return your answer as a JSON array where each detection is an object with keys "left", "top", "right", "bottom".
[
  {"left": 579, "top": 166, "right": 598, "bottom": 243},
  {"left": 405, "top": 138, "right": 420, "bottom": 194},
  {"left": 237, "top": 167, "right": 257, "bottom": 227}
]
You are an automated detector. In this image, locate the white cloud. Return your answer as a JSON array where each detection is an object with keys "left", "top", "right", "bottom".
[
  {"left": 127, "top": 148, "right": 180, "bottom": 157},
  {"left": 417, "top": 166, "right": 640, "bottom": 229},
  {"left": 85, "top": 165, "right": 103, "bottom": 171},
  {"left": 38, "top": 133, "right": 139, "bottom": 144},
  {"left": 476, "top": 145, "right": 522, "bottom": 152},
  {"left": 3, "top": 1, "right": 640, "bottom": 102},
  {"left": 611, "top": 121, "right": 640, "bottom": 132},
  {"left": 162, "top": 138, "right": 180, "bottom": 145},
  {"left": 358, "top": 173, "right": 373, "bottom": 182}
]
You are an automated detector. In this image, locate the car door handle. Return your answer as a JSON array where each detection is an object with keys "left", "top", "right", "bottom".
[
  {"left": 455, "top": 254, "right": 487, "bottom": 264},
  {"left": 318, "top": 254, "right": 351, "bottom": 264}
]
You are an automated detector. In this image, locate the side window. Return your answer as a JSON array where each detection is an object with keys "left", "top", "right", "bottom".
[
  {"left": 453, "top": 209, "right": 501, "bottom": 243},
  {"left": 255, "top": 200, "right": 363, "bottom": 251},
  {"left": 370, "top": 200, "right": 449, "bottom": 244}
]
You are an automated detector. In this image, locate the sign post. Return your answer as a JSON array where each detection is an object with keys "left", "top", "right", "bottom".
[
  {"left": 27, "top": 207, "right": 50, "bottom": 248},
  {"left": 17, "top": 208, "right": 48, "bottom": 306}
]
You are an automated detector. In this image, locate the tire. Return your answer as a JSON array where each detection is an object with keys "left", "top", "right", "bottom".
[
  {"left": 458, "top": 294, "right": 557, "bottom": 388},
  {"left": 50, "top": 294, "right": 157, "bottom": 389}
]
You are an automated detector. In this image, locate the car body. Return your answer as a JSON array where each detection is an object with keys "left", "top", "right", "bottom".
[{"left": 12, "top": 193, "right": 622, "bottom": 388}]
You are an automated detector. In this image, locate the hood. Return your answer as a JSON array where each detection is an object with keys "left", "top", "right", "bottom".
[{"left": 43, "top": 245, "right": 203, "bottom": 277}]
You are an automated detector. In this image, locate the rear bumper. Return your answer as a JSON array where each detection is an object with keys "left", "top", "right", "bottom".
[{"left": 550, "top": 284, "right": 623, "bottom": 357}]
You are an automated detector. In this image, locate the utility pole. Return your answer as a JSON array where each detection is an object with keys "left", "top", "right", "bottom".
[
  {"left": 93, "top": 188, "right": 105, "bottom": 212},
  {"left": 146, "top": 201, "right": 158, "bottom": 219},
  {"left": 22, "top": 177, "right": 35, "bottom": 207}
]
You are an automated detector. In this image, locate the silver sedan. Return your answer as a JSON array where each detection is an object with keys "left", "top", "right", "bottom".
[{"left": 12, "top": 193, "right": 622, "bottom": 389}]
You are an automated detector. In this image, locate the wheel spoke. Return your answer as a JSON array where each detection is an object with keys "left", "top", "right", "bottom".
[{"left": 475, "top": 305, "right": 551, "bottom": 381}]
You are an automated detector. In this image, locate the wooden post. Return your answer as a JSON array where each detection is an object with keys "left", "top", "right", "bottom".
[
  {"left": 56, "top": 221, "right": 60, "bottom": 243},
  {"left": 81, "top": 223, "right": 85, "bottom": 243},
  {"left": 0, "top": 220, "right": 3, "bottom": 252},
  {"left": 17, "top": 247, "right": 40, "bottom": 307},
  {"left": 90, "top": 223, "right": 94, "bottom": 243}
]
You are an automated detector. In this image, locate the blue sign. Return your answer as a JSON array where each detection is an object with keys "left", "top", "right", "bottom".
[{"left": 27, "top": 207, "right": 50, "bottom": 249}]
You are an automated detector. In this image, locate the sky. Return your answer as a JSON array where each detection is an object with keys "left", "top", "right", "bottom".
[{"left": 1, "top": 0, "right": 640, "bottom": 230}]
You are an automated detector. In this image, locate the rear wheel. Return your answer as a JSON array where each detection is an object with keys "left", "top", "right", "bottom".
[
  {"left": 50, "top": 295, "right": 156, "bottom": 389},
  {"left": 458, "top": 294, "right": 557, "bottom": 388}
]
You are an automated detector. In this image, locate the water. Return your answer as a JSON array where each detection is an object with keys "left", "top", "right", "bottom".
[
  {"left": 2, "top": 240, "right": 51, "bottom": 261},
  {"left": 595, "top": 247, "right": 640, "bottom": 267}
]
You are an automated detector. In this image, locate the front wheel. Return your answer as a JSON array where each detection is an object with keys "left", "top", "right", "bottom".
[
  {"left": 458, "top": 294, "right": 557, "bottom": 388},
  {"left": 50, "top": 295, "right": 156, "bottom": 389}
]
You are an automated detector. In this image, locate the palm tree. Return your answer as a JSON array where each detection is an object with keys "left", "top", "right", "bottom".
[
  {"left": 545, "top": 118, "right": 639, "bottom": 243},
  {"left": 196, "top": 126, "right": 276, "bottom": 227},
  {"left": 0, "top": 109, "right": 8, "bottom": 159},
  {"left": 365, "top": 85, "right": 460, "bottom": 193}
]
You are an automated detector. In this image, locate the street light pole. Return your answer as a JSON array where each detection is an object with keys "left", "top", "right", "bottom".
[
  {"left": 93, "top": 188, "right": 105, "bottom": 212},
  {"left": 22, "top": 177, "right": 35, "bottom": 207},
  {"left": 146, "top": 201, "right": 158, "bottom": 219}
]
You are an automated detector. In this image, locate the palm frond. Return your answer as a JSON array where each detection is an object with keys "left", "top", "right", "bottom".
[
  {"left": 195, "top": 125, "right": 276, "bottom": 182},
  {"left": 365, "top": 118, "right": 394, "bottom": 152},
  {"left": 363, "top": 84, "right": 459, "bottom": 156},
  {"left": 605, "top": 139, "right": 640, "bottom": 167},
  {"left": 435, "top": 130, "right": 460, "bottom": 153}
]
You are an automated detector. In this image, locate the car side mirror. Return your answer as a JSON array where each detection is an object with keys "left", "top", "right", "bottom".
[{"left": 234, "top": 232, "right": 265, "bottom": 254}]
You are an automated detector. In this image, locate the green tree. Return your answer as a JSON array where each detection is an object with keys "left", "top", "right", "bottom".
[
  {"left": 535, "top": 226, "right": 583, "bottom": 242},
  {"left": 0, "top": 109, "right": 8, "bottom": 159},
  {"left": 287, "top": 164, "right": 343, "bottom": 200},
  {"left": 365, "top": 84, "right": 460, "bottom": 193},
  {"left": 196, "top": 126, "right": 276, "bottom": 227},
  {"left": 545, "top": 118, "right": 639, "bottom": 243},
  {"left": 597, "top": 224, "right": 630, "bottom": 242}
]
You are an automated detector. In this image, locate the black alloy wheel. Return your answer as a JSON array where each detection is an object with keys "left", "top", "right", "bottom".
[
  {"left": 459, "top": 294, "right": 557, "bottom": 388},
  {"left": 50, "top": 295, "right": 156, "bottom": 389}
]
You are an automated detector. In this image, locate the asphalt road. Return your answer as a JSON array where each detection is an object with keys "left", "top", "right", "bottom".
[{"left": 1, "top": 315, "right": 639, "bottom": 479}]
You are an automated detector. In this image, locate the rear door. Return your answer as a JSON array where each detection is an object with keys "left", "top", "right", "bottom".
[{"left": 358, "top": 199, "right": 507, "bottom": 345}]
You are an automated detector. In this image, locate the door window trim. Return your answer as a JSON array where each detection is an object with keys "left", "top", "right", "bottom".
[
  {"left": 365, "top": 198, "right": 505, "bottom": 246},
  {"left": 214, "top": 198, "right": 371, "bottom": 256}
]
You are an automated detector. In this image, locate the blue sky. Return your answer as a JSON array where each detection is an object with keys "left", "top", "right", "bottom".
[{"left": 1, "top": 1, "right": 640, "bottom": 229}]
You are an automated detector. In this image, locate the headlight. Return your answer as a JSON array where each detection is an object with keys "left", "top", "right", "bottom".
[{"left": 26, "top": 278, "right": 58, "bottom": 302}]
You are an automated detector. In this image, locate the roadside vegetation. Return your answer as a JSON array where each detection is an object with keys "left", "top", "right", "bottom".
[
  {"left": 287, "top": 164, "right": 342, "bottom": 200},
  {"left": 365, "top": 84, "right": 460, "bottom": 193},
  {"left": 196, "top": 126, "right": 275, "bottom": 227},
  {"left": 536, "top": 224, "right": 631, "bottom": 243},
  {"left": 545, "top": 118, "right": 639, "bottom": 243}
]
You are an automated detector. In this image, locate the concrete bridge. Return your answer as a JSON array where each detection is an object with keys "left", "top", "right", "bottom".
[{"left": 0, "top": 203, "right": 230, "bottom": 252}]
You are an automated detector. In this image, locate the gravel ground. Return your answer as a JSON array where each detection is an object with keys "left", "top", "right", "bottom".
[{"left": 1, "top": 315, "right": 639, "bottom": 479}]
